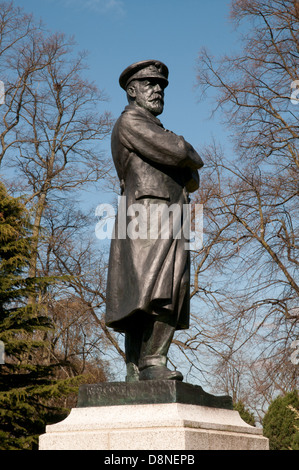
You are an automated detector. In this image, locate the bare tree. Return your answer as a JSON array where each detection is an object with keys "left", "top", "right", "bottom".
[
  {"left": 0, "top": 3, "right": 113, "bottom": 280},
  {"left": 0, "top": 1, "right": 49, "bottom": 165},
  {"left": 0, "top": 3, "right": 116, "bottom": 381},
  {"left": 40, "top": 201, "right": 125, "bottom": 380},
  {"left": 16, "top": 36, "right": 112, "bottom": 278},
  {"left": 179, "top": 0, "right": 299, "bottom": 412}
]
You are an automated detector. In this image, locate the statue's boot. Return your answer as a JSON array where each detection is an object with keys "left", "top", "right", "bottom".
[
  {"left": 139, "top": 364, "right": 183, "bottom": 381},
  {"left": 138, "top": 318, "right": 183, "bottom": 381}
]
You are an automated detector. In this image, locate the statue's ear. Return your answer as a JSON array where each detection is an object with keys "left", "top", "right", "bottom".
[{"left": 127, "top": 84, "right": 137, "bottom": 99}]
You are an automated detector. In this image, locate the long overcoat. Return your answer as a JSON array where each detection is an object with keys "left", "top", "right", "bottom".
[{"left": 105, "top": 103, "right": 203, "bottom": 332}]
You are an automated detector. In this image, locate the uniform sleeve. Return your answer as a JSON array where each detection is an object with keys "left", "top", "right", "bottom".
[{"left": 119, "top": 111, "right": 204, "bottom": 170}]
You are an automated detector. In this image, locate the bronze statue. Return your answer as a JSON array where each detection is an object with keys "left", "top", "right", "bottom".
[{"left": 106, "top": 60, "right": 203, "bottom": 382}]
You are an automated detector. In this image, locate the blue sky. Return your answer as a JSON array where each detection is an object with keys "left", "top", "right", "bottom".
[{"left": 12, "top": 0, "right": 240, "bottom": 154}]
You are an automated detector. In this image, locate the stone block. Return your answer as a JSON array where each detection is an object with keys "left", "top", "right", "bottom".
[{"left": 39, "top": 401, "right": 269, "bottom": 450}]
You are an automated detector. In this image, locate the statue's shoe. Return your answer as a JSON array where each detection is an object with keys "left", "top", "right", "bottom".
[{"left": 139, "top": 365, "right": 183, "bottom": 381}]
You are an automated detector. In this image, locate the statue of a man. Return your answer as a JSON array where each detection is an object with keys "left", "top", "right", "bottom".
[{"left": 105, "top": 60, "right": 203, "bottom": 382}]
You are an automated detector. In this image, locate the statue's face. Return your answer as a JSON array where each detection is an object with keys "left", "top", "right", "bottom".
[{"left": 127, "top": 79, "right": 165, "bottom": 116}]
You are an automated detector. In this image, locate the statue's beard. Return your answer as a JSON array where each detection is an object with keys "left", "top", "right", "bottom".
[
  {"left": 148, "top": 98, "right": 164, "bottom": 116},
  {"left": 137, "top": 95, "right": 164, "bottom": 116}
]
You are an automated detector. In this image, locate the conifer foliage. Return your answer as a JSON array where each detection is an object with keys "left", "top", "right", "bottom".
[
  {"left": 263, "top": 391, "right": 299, "bottom": 450},
  {"left": 0, "top": 182, "right": 76, "bottom": 450}
]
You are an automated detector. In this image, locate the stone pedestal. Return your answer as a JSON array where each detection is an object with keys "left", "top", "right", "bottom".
[{"left": 39, "top": 381, "right": 269, "bottom": 450}]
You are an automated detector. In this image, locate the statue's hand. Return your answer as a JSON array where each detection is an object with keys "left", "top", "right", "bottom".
[{"left": 184, "top": 169, "right": 199, "bottom": 193}]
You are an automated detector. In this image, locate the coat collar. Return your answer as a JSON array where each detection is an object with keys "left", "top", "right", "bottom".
[{"left": 123, "top": 103, "right": 164, "bottom": 127}]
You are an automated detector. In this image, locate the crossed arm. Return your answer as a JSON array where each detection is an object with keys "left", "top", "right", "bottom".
[{"left": 119, "top": 110, "right": 203, "bottom": 192}]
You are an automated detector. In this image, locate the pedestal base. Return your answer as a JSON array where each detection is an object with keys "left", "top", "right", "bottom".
[
  {"left": 39, "top": 401, "right": 269, "bottom": 450},
  {"left": 77, "top": 380, "right": 233, "bottom": 409}
]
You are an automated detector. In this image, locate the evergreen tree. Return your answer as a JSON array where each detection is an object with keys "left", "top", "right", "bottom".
[
  {"left": 0, "top": 181, "right": 79, "bottom": 450},
  {"left": 263, "top": 391, "right": 299, "bottom": 450}
]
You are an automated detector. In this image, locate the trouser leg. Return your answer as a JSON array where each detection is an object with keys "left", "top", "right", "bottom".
[
  {"left": 124, "top": 315, "right": 143, "bottom": 382},
  {"left": 138, "top": 317, "right": 175, "bottom": 370},
  {"left": 138, "top": 313, "right": 183, "bottom": 381},
  {"left": 125, "top": 311, "right": 183, "bottom": 382}
]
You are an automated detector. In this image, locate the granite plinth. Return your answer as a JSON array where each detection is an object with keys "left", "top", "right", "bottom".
[
  {"left": 39, "top": 380, "right": 269, "bottom": 450},
  {"left": 39, "top": 402, "right": 269, "bottom": 450},
  {"left": 77, "top": 380, "right": 233, "bottom": 409}
]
